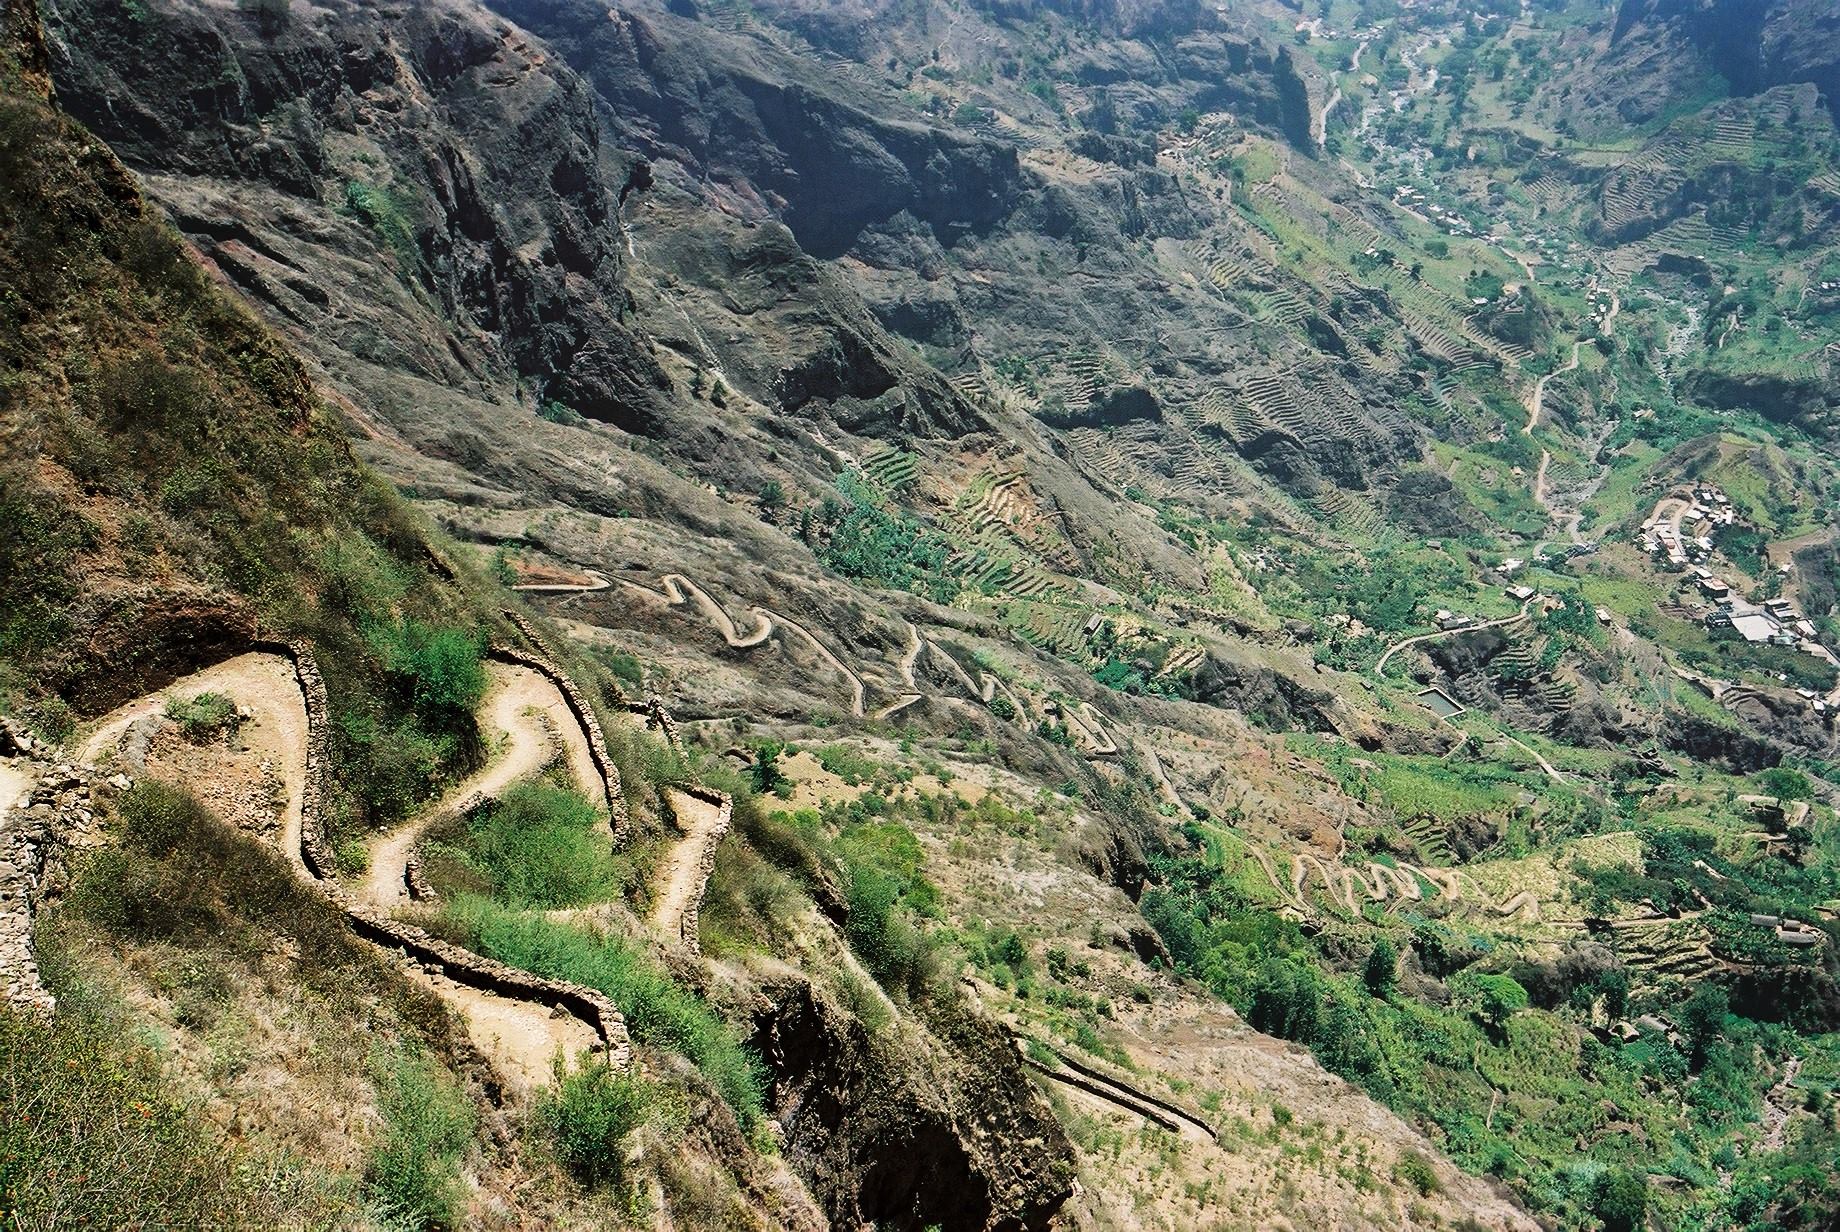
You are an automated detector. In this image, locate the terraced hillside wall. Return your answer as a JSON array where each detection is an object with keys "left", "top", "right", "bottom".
[
  {"left": 0, "top": 720, "right": 111, "bottom": 1015},
  {"left": 272, "top": 640, "right": 633, "bottom": 1066}
]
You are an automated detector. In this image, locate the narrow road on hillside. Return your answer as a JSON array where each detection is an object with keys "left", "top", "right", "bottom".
[
  {"left": 1523, "top": 340, "right": 1582, "bottom": 436},
  {"left": 361, "top": 662, "right": 595, "bottom": 911},
  {"left": 1374, "top": 597, "right": 1536, "bottom": 675},
  {"left": 77, "top": 652, "right": 610, "bottom": 1090},
  {"left": 82, "top": 653, "right": 310, "bottom": 870},
  {"left": 1762, "top": 1056, "right": 1804, "bottom": 1152},
  {"left": 511, "top": 569, "right": 611, "bottom": 594},
  {"left": 622, "top": 573, "right": 867, "bottom": 717},
  {"left": 649, "top": 787, "right": 730, "bottom": 948}
]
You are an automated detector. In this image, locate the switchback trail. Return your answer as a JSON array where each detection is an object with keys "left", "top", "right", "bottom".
[
  {"left": 360, "top": 661, "right": 601, "bottom": 912},
  {"left": 1522, "top": 340, "right": 1582, "bottom": 436},
  {"left": 82, "top": 652, "right": 311, "bottom": 871},
  {"left": 621, "top": 573, "right": 867, "bottom": 717},
  {"left": 78, "top": 649, "right": 621, "bottom": 1092},
  {"left": 649, "top": 786, "right": 732, "bottom": 952}
]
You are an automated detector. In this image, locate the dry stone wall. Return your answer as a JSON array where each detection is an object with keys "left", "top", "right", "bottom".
[
  {"left": 490, "top": 626, "right": 630, "bottom": 845},
  {"left": 273, "top": 640, "right": 633, "bottom": 1068},
  {"left": 670, "top": 783, "right": 732, "bottom": 957},
  {"left": 0, "top": 719, "right": 117, "bottom": 1014}
]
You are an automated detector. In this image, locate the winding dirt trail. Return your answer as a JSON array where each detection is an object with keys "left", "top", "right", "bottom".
[
  {"left": 77, "top": 652, "right": 610, "bottom": 1092},
  {"left": 1374, "top": 597, "right": 1535, "bottom": 675},
  {"left": 622, "top": 573, "right": 866, "bottom": 717},
  {"left": 872, "top": 622, "right": 926, "bottom": 721},
  {"left": 1762, "top": 1056, "right": 1803, "bottom": 1152},
  {"left": 81, "top": 653, "right": 310, "bottom": 870},
  {"left": 0, "top": 762, "right": 36, "bottom": 820},
  {"left": 360, "top": 661, "right": 599, "bottom": 911},
  {"left": 511, "top": 569, "right": 612, "bottom": 595},
  {"left": 649, "top": 787, "right": 730, "bottom": 948},
  {"left": 1522, "top": 340, "right": 1582, "bottom": 436}
]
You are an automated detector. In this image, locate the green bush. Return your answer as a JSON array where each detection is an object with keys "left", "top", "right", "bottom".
[
  {"left": 835, "top": 820, "right": 942, "bottom": 1000},
  {"left": 366, "top": 1048, "right": 475, "bottom": 1230},
  {"left": 437, "top": 782, "right": 624, "bottom": 909},
  {"left": 165, "top": 691, "right": 239, "bottom": 742},
  {"left": 536, "top": 1060, "right": 654, "bottom": 1191},
  {"left": 1396, "top": 1150, "right": 1441, "bottom": 1197},
  {"left": 367, "top": 619, "right": 486, "bottom": 721},
  {"left": 444, "top": 898, "right": 764, "bottom": 1128},
  {"left": 335, "top": 710, "right": 448, "bottom": 825}
]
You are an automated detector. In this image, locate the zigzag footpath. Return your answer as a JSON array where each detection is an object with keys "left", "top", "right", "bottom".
[
  {"left": 621, "top": 573, "right": 866, "bottom": 717},
  {"left": 60, "top": 637, "right": 634, "bottom": 1086},
  {"left": 650, "top": 785, "right": 733, "bottom": 956}
]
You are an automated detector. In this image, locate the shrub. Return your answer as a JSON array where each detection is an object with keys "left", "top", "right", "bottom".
[
  {"left": 750, "top": 739, "right": 789, "bottom": 796},
  {"left": 1396, "top": 1150, "right": 1441, "bottom": 1197},
  {"left": 0, "top": 1004, "right": 315, "bottom": 1228},
  {"left": 1592, "top": 1168, "right": 1647, "bottom": 1232},
  {"left": 1363, "top": 939, "right": 1398, "bottom": 998},
  {"left": 445, "top": 899, "right": 764, "bottom": 1127},
  {"left": 335, "top": 710, "right": 448, "bottom": 825},
  {"left": 366, "top": 1048, "right": 475, "bottom": 1230},
  {"left": 165, "top": 691, "right": 239, "bottom": 742},
  {"left": 367, "top": 619, "right": 486, "bottom": 722},
  {"left": 442, "top": 782, "right": 624, "bottom": 909},
  {"left": 536, "top": 1060, "right": 654, "bottom": 1191}
]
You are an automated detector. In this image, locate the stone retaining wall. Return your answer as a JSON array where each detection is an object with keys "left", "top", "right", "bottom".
[
  {"left": 270, "top": 640, "right": 632, "bottom": 1067},
  {"left": 670, "top": 783, "right": 732, "bottom": 957},
  {"left": 0, "top": 719, "right": 114, "bottom": 1015},
  {"left": 404, "top": 791, "right": 488, "bottom": 903},
  {"left": 645, "top": 692, "right": 684, "bottom": 754},
  {"left": 490, "top": 625, "right": 630, "bottom": 846}
]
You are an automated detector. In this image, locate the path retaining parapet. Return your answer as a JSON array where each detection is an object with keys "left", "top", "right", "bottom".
[
  {"left": 489, "top": 633, "right": 629, "bottom": 846},
  {"left": 643, "top": 692, "right": 684, "bottom": 754},
  {"left": 0, "top": 719, "right": 115, "bottom": 1015},
  {"left": 669, "top": 783, "right": 732, "bottom": 957},
  {"left": 404, "top": 791, "right": 489, "bottom": 903},
  {"left": 268, "top": 640, "right": 633, "bottom": 1067}
]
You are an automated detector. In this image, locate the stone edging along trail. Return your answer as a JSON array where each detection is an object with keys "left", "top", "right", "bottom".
[
  {"left": 653, "top": 784, "right": 733, "bottom": 957},
  {"left": 260, "top": 640, "right": 636, "bottom": 1068},
  {"left": 498, "top": 611, "right": 629, "bottom": 844},
  {"left": 1020, "top": 1041, "right": 1218, "bottom": 1143},
  {"left": 0, "top": 720, "right": 112, "bottom": 1015}
]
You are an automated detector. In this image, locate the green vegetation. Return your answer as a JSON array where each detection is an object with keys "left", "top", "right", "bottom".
[
  {"left": 366, "top": 1047, "right": 475, "bottom": 1229},
  {"left": 442, "top": 898, "right": 764, "bottom": 1128},
  {"left": 1141, "top": 831, "right": 1840, "bottom": 1229},
  {"left": 802, "top": 473, "right": 957, "bottom": 602},
  {"left": 424, "top": 782, "right": 626, "bottom": 909},
  {"left": 341, "top": 180, "right": 420, "bottom": 276},
  {"left": 0, "top": 1002, "right": 331, "bottom": 1229},
  {"left": 165, "top": 691, "right": 239, "bottom": 742},
  {"left": 536, "top": 1060, "right": 657, "bottom": 1193}
]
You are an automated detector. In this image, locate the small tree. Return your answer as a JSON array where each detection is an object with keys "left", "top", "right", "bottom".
[
  {"left": 751, "top": 739, "right": 789, "bottom": 796},
  {"left": 1458, "top": 972, "right": 1528, "bottom": 1039},
  {"left": 1593, "top": 1168, "right": 1648, "bottom": 1232},
  {"left": 1363, "top": 939, "right": 1398, "bottom": 998},
  {"left": 1679, "top": 983, "right": 1729, "bottom": 1068}
]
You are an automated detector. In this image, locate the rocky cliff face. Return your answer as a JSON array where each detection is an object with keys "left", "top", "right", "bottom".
[{"left": 1612, "top": 0, "right": 1840, "bottom": 120}]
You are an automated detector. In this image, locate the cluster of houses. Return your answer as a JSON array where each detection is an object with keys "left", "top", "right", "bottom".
[
  {"left": 1747, "top": 912, "right": 1825, "bottom": 948},
  {"left": 1704, "top": 592, "right": 1822, "bottom": 648},
  {"left": 1639, "top": 484, "right": 1736, "bottom": 565},
  {"left": 1431, "top": 585, "right": 1550, "bottom": 631}
]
